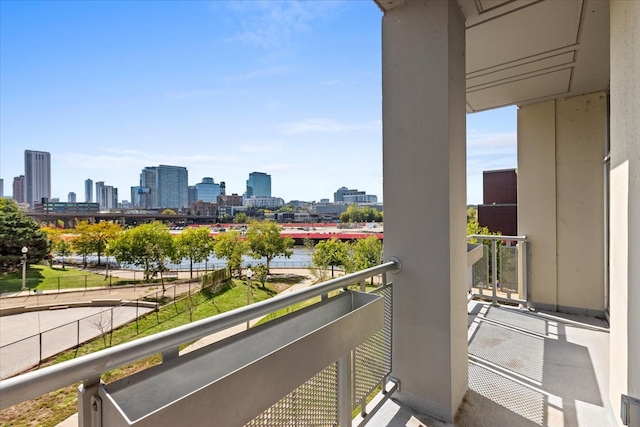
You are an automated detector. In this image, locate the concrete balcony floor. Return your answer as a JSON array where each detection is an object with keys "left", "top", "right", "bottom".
[{"left": 368, "top": 300, "right": 618, "bottom": 427}]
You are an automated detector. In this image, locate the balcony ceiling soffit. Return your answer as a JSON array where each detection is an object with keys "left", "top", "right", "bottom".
[
  {"left": 462, "top": 0, "right": 610, "bottom": 112},
  {"left": 375, "top": 0, "right": 610, "bottom": 113}
]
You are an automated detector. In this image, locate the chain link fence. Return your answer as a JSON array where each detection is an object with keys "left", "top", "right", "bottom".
[{"left": 0, "top": 268, "right": 231, "bottom": 380}]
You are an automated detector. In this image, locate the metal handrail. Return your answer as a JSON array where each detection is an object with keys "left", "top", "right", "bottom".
[
  {"left": 468, "top": 234, "right": 527, "bottom": 241},
  {"left": 0, "top": 260, "right": 399, "bottom": 410}
]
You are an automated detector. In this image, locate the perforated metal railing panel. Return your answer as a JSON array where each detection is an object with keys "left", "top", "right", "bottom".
[
  {"left": 353, "top": 285, "right": 393, "bottom": 406},
  {"left": 246, "top": 362, "right": 338, "bottom": 427},
  {"left": 500, "top": 246, "right": 519, "bottom": 292},
  {"left": 472, "top": 245, "right": 490, "bottom": 288}
]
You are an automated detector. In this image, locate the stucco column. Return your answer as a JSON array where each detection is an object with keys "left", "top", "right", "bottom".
[
  {"left": 382, "top": 0, "right": 467, "bottom": 422},
  {"left": 609, "top": 0, "right": 640, "bottom": 423}
]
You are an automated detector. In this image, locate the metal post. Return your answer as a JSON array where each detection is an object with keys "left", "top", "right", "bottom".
[
  {"left": 246, "top": 268, "right": 253, "bottom": 329},
  {"left": 338, "top": 354, "right": 352, "bottom": 427},
  {"left": 21, "top": 253, "right": 27, "bottom": 291},
  {"left": 492, "top": 239, "right": 498, "bottom": 306},
  {"left": 78, "top": 377, "right": 102, "bottom": 427},
  {"left": 522, "top": 240, "right": 529, "bottom": 303}
]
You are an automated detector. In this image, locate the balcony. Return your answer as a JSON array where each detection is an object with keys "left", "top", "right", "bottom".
[{"left": 0, "top": 246, "right": 620, "bottom": 426}]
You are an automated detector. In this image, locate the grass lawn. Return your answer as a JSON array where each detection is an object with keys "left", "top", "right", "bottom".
[
  {"left": 0, "top": 264, "right": 171, "bottom": 294},
  {"left": 0, "top": 276, "right": 304, "bottom": 427}
]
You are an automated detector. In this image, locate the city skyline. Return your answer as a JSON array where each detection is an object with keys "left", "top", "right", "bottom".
[{"left": 0, "top": 1, "right": 517, "bottom": 204}]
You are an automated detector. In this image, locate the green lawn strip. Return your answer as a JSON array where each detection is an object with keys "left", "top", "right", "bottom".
[
  {"left": 0, "top": 264, "right": 176, "bottom": 293},
  {"left": 0, "top": 278, "right": 292, "bottom": 427}
]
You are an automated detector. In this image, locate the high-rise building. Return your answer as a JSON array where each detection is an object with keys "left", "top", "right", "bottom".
[
  {"left": 68, "top": 192, "right": 77, "bottom": 203},
  {"left": 141, "top": 165, "right": 188, "bottom": 209},
  {"left": 140, "top": 167, "right": 158, "bottom": 208},
  {"left": 104, "top": 186, "right": 117, "bottom": 210},
  {"left": 131, "top": 186, "right": 152, "bottom": 208},
  {"left": 0, "top": 178, "right": 3, "bottom": 198},
  {"left": 95, "top": 181, "right": 105, "bottom": 209},
  {"left": 85, "top": 179, "right": 93, "bottom": 203},
  {"left": 157, "top": 165, "right": 188, "bottom": 209},
  {"left": 245, "top": 172, "right": 271, "bottom": 198},
  {"left": 188, "top": 186, "right": 198, "bottom": 206},
  {"left": 12, "top": 176, "right": 25, "bottom": 203},
  {"left": 24, "top": 150, "right": 51, "bottom": 208},
  {"left": 195, "top": 177, "right": 221, "bottom": 203}
]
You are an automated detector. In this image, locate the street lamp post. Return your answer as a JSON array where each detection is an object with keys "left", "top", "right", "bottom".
[
  {"left": 21, "top": 246, "right": 28, "bottom": 291},
  {"left": 246, "top": 268, "right": 253, "bottom": 329}
]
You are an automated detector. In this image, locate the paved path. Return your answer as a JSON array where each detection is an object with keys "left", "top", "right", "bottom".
[
  {"left": 20, "top": 268, "right": 317, "bottom": 427},
  {"left": 0, "top": 306, "right": 155, "bottom": 379}
]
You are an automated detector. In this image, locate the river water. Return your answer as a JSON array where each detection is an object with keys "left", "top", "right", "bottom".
[{"left": 58, "top": 246, "right": 315, "bottom": 271}]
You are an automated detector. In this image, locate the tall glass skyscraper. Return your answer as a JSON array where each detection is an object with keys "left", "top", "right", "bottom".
[
  {"left": 85, "top": 179, "right": 93, "bottom": 203},
  {"left": 245, "top": 172, "right": 271, "bottom": 198},
  {"left": 140, "top": 167, "right": 158, "bottom": 208},
  {"left": 195, "top": 177, "right": 221, "bottom": 202},
  {"left": 24, "top": 150, "right": 51, "bottom": 208},
  {"left": 140, "top": 165, "right": 188, "bottom": 209}
]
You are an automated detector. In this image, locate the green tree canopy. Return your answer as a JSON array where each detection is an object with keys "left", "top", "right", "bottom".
[
  {"left": 213, "top": 230, "right": 247, "bottom": 277},
  {"left": 0, "top": 199, "right": 48, "bottom": 272},
  {"left": 246, "top": 220, "right": 294, "bottom": 273},
  {"left": 340, "top": 205, "right": 383, "bottom": 223},
  {"left": 312, "top": 238, "right": 347, "bottom": 278},
  {"left": 233, "top": 212, "right": 248, "bottom": 224},
  {"left": 342, "top": 236, "right": 383, "bottom": 275},
  {"left": 73, "top": 221, "right": 122, "bottom": 265},
  {"left": 172, "top": 227, "right": 214, "bottom": 279},
  {"left": 110, "top": 222, "right": 174, "bottom": 282},
  {"left": 54, "top": 239, "right": 74, "bottom": 268}
]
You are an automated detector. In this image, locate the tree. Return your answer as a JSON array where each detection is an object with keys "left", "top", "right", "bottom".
[
  {"left": 233, "top": 212, "right": 247, "bottom": 224},
  {"left": 0, "top": 199, "right": 48, "bottom": 273},
  {"left": 72, "top": 221, "right": 94, "bottom": 268},
  {"left": 312, "top": 238, "right": 347, "bottom": 278},
  {"left": 55, "top": 239, "right": 74, "bottom": 268},
  {"left": 467, "top": 206, "right": 478, "bottom": 223},
  {"left": 74, "top": 221, "right": 122, "bottom": 266},
  {"left": 252, "top": 263, "right": 269, "bottom": 289},
  {"left": 213, "top": 230, "right": 247, "bottom": 278},
  {"left": 340, "top": 204, "right": 383, "bottom": 223},
  {"left": 351, "top": 236, "right": 383, "bottom": 272},
  {"left": 110, "top": 222, "right": 174, "bottom": 284},
  {"left": 246, "top": 221, "right": 294, "bottom": 274},
  {"left": 172, "top": 227, "right": 214, "bottom": 279},
  {"left": 88, "top": 311, "right": 113, "bottom": 349},
  {"left": 41, "top": 226, "right": 64, "bottom": 265},
  {"left": 162, "top": 209, "right": 177, "bottom": 215}
]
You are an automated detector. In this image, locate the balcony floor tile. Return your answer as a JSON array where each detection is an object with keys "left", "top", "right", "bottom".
[{"left": 367, "top": 301, "right": 617, "bottom": 427}]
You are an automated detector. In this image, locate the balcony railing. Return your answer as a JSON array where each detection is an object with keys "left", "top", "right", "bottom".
[
  {"left": 467, "top": 234, "right": 529, "bottom": 306},
  {"left": 0, "top": 260, "right": 400, "bottom": 427}
]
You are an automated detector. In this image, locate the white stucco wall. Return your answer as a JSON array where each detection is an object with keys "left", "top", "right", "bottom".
[
  {"left": 555, "top": 93, "right": 606, "bottom": 312},
  {"left": 518, "top": 92, "right": 606, "bottom": 314}
]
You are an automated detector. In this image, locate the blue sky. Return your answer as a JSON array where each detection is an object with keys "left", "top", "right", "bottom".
[{"left": 0, "top": 0, "right": 516, "bottom": 205}]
